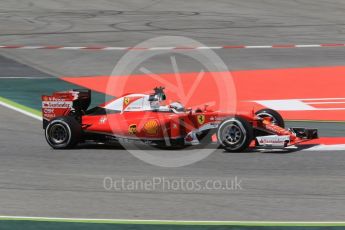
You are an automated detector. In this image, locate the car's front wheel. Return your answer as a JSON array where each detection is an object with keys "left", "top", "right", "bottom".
[
  {"left": 217, "top": 116, "right": 253, "bottom": 152},
  {"left": 45, "top": 117, "right": 81, "bottom": 149},
  {"left": 255, "top": 108, "right": 285, "bottom": 128}
]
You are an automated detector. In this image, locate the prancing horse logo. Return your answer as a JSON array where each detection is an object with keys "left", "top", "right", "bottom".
[
  {"left": 124, "top": 97, "right": 130, "bottom": 106},
  {"left": 197, "top": 114, "right": 205, "bottom": 125}
]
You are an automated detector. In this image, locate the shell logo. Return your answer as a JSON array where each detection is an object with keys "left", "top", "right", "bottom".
[{"left": 143, "top": 120, "right": 159, "bottom": 135}]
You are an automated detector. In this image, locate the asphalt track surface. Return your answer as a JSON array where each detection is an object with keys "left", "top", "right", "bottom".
[{"left": 0, "top": 0, "right": 345, "bottom": 221}]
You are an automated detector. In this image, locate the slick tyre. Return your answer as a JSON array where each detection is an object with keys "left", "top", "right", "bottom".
[
  {"left": 45, "top": 116, "right": 81, "bottom": 149},
  {"left": 255, "top": 108, "right": 285, "bottom": 128},
  {"left": 217, "top": 116, "right": 253, "bottom": 152}
]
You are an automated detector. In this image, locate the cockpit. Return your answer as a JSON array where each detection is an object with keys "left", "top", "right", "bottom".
[{"left": 102, "top": 87, "right": 186, "bottom": 113}]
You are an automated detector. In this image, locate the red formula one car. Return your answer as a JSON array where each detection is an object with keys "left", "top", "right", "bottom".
[{"left": 42, "top": 87, "right": 318, "bottom": 152}]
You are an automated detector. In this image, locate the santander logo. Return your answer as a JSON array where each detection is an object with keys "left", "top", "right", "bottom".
[{"left": 42, "top": 101, "right": 73, "bottom": 108}]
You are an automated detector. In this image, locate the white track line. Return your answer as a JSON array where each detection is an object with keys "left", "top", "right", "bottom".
[
  {"left": 295, "top": 44, "right": 321, "bottom": 48},
  {"left": 0, "top": 77, "right": 54, "bottom": 79},
  {"left": 18, "top": 46, "right": 44, "bottom": 49},
  {"left": 58, "top": 46, "right": 87, "bottom": 50},
  {"left": 0, "top": 43, "right": 343, "bottom": 51},
  {"left": 244, "top": 45, "right": 273, "bottom": 48},
  {"left": 148, "top": 47, "right": 175, "bottom": 50},
  {"left": 0, "top": 100, "right": 41, "bottom": 121},
  {"left": 304, "top": 144, "right": 345, "bottom": 151},
  {"left": 196, "top": 46, "right": 222, "bottom": 49},
  {"left": 102, "top": 47, "right": 128, "bottom": 50},
  {"left": 0, "top": 215, "right": 345, "bottom": 225}
]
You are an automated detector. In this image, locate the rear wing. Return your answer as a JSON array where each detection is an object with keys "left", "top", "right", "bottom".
[{"left": 42, "top": 89, "right": 91, "bottom": 128}]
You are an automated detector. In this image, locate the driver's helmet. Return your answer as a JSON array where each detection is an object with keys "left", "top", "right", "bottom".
[
  {"left": 169, "top": 102, "right": 185, "bottom": 112},
  {"left": 150, "top": 100, "right": 160, "bottom": 109}
]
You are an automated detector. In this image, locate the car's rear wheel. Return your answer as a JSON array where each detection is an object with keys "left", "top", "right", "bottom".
[
  {"left": 45, "top": 117, "right": 81, "bottom": 149},
  {"left": 217, "top": 116, "right": 253, "bottom": 152},
  {"left": 255, "top": 108, "right": 285, "bottom": 128}
]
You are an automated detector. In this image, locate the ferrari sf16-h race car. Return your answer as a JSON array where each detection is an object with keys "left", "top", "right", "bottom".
[{"left": 42, "top": 87, "right": 318, "bottom": 152}]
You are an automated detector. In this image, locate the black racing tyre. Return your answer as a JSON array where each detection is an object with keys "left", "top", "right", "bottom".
[
  {"left": 255, "top": 108, "right": 285, "bottom": 128},
  {"left": 217, "top": 116, "right": 253, "bottom": 152},
  {"left": 45, "top": 116, "right": 81, "bottom": 149}
]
